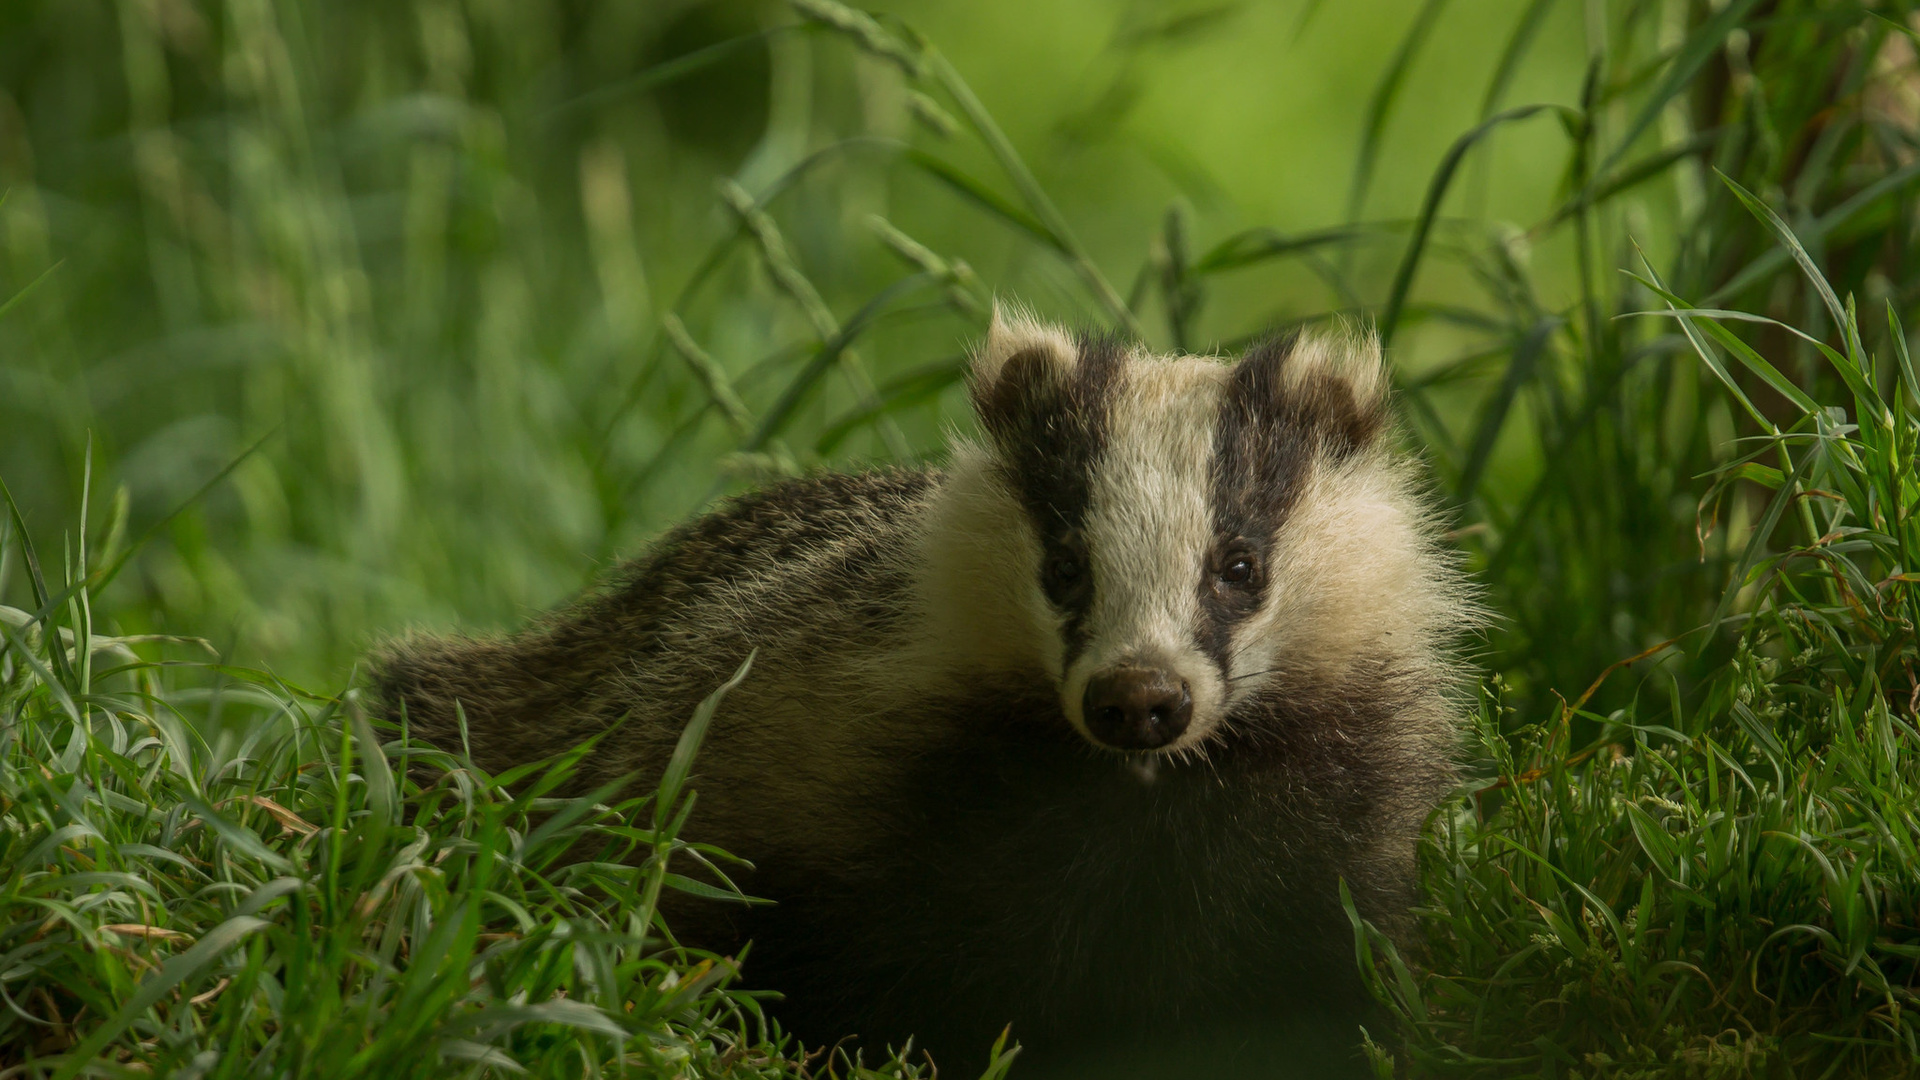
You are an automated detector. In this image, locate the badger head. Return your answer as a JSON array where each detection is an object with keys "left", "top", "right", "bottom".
[{"left": 918, "top": 309, "right": 1467, "bottom": 759}]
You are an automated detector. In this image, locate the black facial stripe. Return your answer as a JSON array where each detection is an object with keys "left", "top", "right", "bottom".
[
  {"left": 1200, "top": 332, "right": 1317, "bottom": 677},
  {"left": 974, "top": 334, "right": 1126, "bottom": 665}
]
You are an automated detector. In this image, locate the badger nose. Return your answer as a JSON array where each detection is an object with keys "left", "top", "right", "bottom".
[{"left": 1082, "top": 668, "right": 1192, "bottom": 750}]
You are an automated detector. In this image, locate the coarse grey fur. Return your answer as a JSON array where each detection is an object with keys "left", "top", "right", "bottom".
[{"left": 371, "top": 311, "right": 1480, "bottom": 1075}]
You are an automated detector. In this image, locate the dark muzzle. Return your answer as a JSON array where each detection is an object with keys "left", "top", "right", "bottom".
[{"left": 1082, "top": 667, "right": 1192, "bottom": 750}]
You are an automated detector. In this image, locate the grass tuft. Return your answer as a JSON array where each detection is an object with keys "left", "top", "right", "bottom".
[
  {"left": 0, "top": 528, "right": 1011, "bottom": 1077},
  {"left": 1356, "top": 199, "right": 1920, "bottom": 1076}
]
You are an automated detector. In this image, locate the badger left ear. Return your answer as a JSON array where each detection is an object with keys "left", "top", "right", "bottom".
[
  {"left": 968, "top": 302, "right": 1079, "bottom": 436},
  {"left": 1230, "top": 326, "right": 1391, "bottom": 458},
  {"left": 971, "top": 303, "right": 1077, "bottom": 387}
]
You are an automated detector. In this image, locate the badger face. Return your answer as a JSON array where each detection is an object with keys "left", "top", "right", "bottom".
[{"left": 926, "top": 310, "right": 1449, "bottom": 759}]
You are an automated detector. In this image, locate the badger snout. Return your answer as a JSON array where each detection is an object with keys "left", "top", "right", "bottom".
[{"left": 1082, "top": 667, "right": 1192, "bottom": 750}]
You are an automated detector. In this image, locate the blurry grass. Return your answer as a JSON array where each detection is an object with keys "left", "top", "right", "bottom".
[
  {"left": 0, "top": 0, "right": 1586, "bottom": 685},
  {"left": 4, "top": 0, "right": 1920, "bottom": 1075}
]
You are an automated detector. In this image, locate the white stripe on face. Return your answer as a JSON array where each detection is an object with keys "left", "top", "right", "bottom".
[{"left": 1062, "top": 356, "right": 1231, "bottom": 749}]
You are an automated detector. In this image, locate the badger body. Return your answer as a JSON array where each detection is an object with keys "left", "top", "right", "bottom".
[{"left": 375, "top": 316, "right": 1476, "bottom": 1072}]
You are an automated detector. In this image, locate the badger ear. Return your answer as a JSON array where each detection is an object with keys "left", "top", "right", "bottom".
[
  {"left": 971, "top": 302, "right": 1077, "bottom": 387},
  {"left": 969, "top": 302, "right": 1078, "bottom": 435},
  {"left": 1231, "top": 325, "right": 1390, "bottom": 457}
]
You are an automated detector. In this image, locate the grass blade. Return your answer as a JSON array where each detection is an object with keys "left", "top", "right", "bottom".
[
  {"left": 1346, "top": 0, "right": 1453, "bottom": 223},
  {"left": 1708, "top": 445, "right": 1817, "bottom": 636},
  {"left": 49, "top": 915, "right": 271, "bottom": 1080},
  {"left": 1627, "top": 252, "right": 1773, "bottom": 431},
  {"left": 1190, "top": 224, "right": 1375, "bottom": 275},
  {"left": 744, "top": 273, "right": 936, "bottom": 452},
  {"left": 1379, "top": 103, "right": 1574, "bottom": 350},
  {"left": 75, "top": 427, "right": 279, "bottom": 607},
  {"left": 1457, "top": 316, "right": 1559, "bottom": 503},
  {"left": 1716, "top": 170, "right": 1854, "bottom": 359},
  {"left": 1586, "top": 0, "right": 1763, "bottom": 189},
  {"left": 540, "top": 27, "right": 798, "bottom": 123},
  {"left": 1479, "top": 0, "right": 1554, "bottom": 121},
  {"left": 656, "top": 651, "right": 755, "bottom": 831},
  {"left": 1708, "top": 157, "right": 1920, "bottom": 304},
  {"left": 816, "top": 356, "right": 967, "bottom": 455},
  {"left": 1534, "top": 129, "right": 1719, "bottom": 233},
  {"left": 0, "top": 258, "right": 62, "bottom": 323},
  {"left": 1624, "top": 302, "right": 1821, "bottom": 418},
  {"left": 1890, "top": 301, "right": 1920, "bottom": 408},
  {"left": 662, "top": 314, "right": 755, "bottom": 437},
  {"left": 906, "top": 150, "right": 1061, "bottom": 252},
  {"left": 921, "top": 48, "right": 1143, "bottom": 336}
]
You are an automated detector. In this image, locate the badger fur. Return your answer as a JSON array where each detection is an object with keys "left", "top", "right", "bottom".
[{"left": 373, "top": 312, "right": 1477, "bottom": 1074}]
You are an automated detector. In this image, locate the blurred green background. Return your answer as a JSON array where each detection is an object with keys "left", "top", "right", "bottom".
[{"left": 1, "top": 0, "right": 1912, "bottom": 717}]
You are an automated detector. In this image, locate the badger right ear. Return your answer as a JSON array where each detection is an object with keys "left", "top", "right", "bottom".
[
  {"left": 1224, "top": 324, "right": 1392, "bottom": 462},
  {"left": 968, "top": 304, "right": 1077, "bottom": 435}
]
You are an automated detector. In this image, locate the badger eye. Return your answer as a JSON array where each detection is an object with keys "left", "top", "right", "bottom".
[
  {"left": 1218, "top": 557, "right": 1255, "bottom": 586},
  {"left": 1047, "top": 555, "right": 1082, "bottom": 584},
  {"left": 1039, "top": 535, "right": 1089, "bottom": 605}
]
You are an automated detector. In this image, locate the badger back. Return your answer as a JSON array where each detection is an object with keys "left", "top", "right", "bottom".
[{"left": 369, "top": 470, "right": 942, "bottom": 791}]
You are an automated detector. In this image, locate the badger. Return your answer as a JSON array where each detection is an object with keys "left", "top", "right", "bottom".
[{"left": 373, "top": 312, "right": 1477, "bottom": 1076}]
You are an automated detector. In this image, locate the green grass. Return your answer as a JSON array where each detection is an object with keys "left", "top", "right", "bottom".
[
  {"left": 0, "top": 516, "right": 1016, "bottom": 1077},
  {"left": 1354, "top": 198, "right": 1920, "bottom": 1076},
  {"left": 4, "top": 0, "right": 1920, "bottom": 1075}
]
